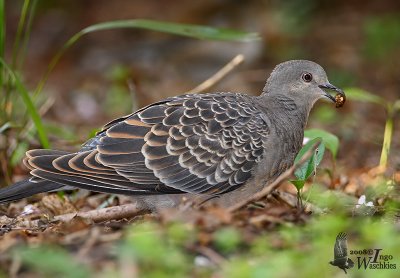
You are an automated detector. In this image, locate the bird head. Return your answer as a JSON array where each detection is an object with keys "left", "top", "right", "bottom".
[{"left": 263, "top": 60, "right": 346, "bottom": 108}]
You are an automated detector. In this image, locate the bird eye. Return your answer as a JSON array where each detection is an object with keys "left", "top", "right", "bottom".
[{"left": 302, "top": 72, "right": 313, "bottom": 83}]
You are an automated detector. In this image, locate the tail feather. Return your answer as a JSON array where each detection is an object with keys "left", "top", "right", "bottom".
[{"left": 0, "top": 179, "right": 64, "bottom": 204}]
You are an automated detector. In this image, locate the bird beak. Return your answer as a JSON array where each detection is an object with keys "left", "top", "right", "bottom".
[{"left": 318, "top": 83, "right": 346, "bottom": 107}]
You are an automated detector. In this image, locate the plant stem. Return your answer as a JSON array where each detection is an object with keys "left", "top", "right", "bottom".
[
  {"left": 17, "top": 0, "right": 37, "bottom": 70},
  {"left": 4, "top": 0, "right": 31, "bottom": 119},
  {"left": 0, "top": 59, "right": 50, "bottom": 148},
  {"left": 11, "top": 0, "right": 30, "bottom": 69},
  {"left": 379, "top": 106, "right": 394, "bottom": 169},
  {"left": 297, "top": 190, "right": 303, "bottom": 211}
]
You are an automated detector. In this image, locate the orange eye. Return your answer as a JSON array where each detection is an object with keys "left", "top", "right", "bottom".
[{"left": 302, "top": 72, "right": 313, "bottom": 82}]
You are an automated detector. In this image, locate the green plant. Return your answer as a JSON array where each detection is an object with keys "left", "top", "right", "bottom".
[
  {"left": 304, "top": 129, "right": 339, "bottom": 159},
  {"left": 345, "top": 87, "right": 400, "bottom": 169},
  {"left": 290, "top": 137, "right": 325, "bottom": 207},
  {"left": 289, "top": 129, "right": 339, "bottom": 206},
  {"left": 0, "top": 0, "right": 41, "bottom": 184}
]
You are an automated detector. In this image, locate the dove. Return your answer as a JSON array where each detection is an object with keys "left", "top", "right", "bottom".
[{"left": 0, "top": 60, "right": 345, "bottom": 208}]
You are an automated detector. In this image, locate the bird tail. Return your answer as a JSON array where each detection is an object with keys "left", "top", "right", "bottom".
[{"left": 0, "top": 179, "right": 64, "bottom": 204}]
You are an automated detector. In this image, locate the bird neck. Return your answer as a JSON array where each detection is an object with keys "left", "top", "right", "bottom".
[
  {"left": 257, "top": 92, "right": 310, "bottom": 153},
  {"left": 250, "top": 93, "right": 310, "bottom": 180},
  {"left": 257, "top": 93, "right": 310, "bottom": 129}
]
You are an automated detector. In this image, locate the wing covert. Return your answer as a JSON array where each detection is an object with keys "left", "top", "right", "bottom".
[{"left": 96, "top": 93, "right": 269, "bottom": 194}]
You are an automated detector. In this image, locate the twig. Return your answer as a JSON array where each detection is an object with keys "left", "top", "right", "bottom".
[
  {"left": 2, "top": 203, "right": 147, "bottom": 230},
  {"left": 227, "top": 142, "right": 319, "bottom": 213},
  {"left": 54, "top": 203, "right": 146, "bottom": 223},
  {"left": 187, "top": 54, "right": 244, "bottom": 94}
]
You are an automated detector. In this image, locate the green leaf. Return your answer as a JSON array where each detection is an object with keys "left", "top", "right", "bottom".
[
  {"left": 344, "top": 87, "right": 386, "bottom": 106},
  {"left": 294, "top": 137, "right": 321, "bottom": 164},
  {"left": 293, "top": 138, "right": 325, "bottom": 182},
  {"left": 0, "top": 58, "right": 50, "bottom": 148},
  {"left": 300, "top": 142, "right": 325, "bottom": 180},
  {"left": 82, "top": 20, "right": 260, "bottom": 42},
  {"left": 304, "top": 128, "right": 339, "bottom": 158},
  {"left": 35, "top": 19, "right": 259, "bottom": 95},
  {"left": 312, "top": 141, "right": 325, "bottom": 171},
  {"left": 290, "top": 179, "right": 306, "bottom": 191}
]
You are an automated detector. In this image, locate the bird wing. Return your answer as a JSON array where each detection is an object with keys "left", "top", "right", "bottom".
[
  {"left": 333, "top": 232, "right": 349, "bottom": 261},
  {"left": 27, "top": 93, "right": 269, "bottom": 195},
  {"left": 96, "top": 93, "right": 269, "bottom": 194}
]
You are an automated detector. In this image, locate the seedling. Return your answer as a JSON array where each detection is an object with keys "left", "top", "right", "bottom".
[{"left": 290, "top": 129, "right": 340, "bottom": 208}]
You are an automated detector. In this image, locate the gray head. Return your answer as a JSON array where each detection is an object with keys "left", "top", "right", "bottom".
[{"left": 263, "top": 60, "right": 345, "bottom": 108}]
